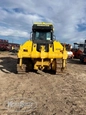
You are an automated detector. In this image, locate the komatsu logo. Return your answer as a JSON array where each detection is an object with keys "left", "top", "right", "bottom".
[{"left": 37, "top": 24, "right": 50, "bottom": 26}]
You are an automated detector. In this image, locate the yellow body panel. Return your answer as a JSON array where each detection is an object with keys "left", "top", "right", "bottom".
[
  {"left": 18, "top": 40, "right": 68, "bottom": 59},
  {"left": 17, "top": 40, "right": 68, "bottom": 71}
]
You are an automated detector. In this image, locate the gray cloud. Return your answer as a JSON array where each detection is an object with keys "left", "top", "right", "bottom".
[{"left": 0, "top": 0, "right": 86, "bottom": 44}]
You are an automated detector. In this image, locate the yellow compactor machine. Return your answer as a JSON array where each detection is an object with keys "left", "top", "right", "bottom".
[{"left": 17, "top": 22, "right": 68, "bottom": 74}]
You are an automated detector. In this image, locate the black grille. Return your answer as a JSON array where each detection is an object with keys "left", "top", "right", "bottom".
[{"left": 37, "top": 43, "right": 49, "bottom": 52}]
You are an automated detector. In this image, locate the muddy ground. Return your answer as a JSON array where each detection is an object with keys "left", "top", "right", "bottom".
[{"left": 0, "top": 52, "right": 86, "bottom": 115}]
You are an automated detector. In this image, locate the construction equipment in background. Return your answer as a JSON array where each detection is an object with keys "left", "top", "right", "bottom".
[
  {"left": 0, "top": 39, "right": 20, "bottom": 52},
  {"left": 17, "top": 22, "right": 68, "bottom": 74},
  {"left": 8, "top": 43, "right": 20, "bottom": 53},
  {"left": 0, "top": 39, "right": 9, "bottom": 51},
  {"left": 80, "top": 40, "right": 86, "bottom": 63},
  {"left": 62, "top": 43, "right": 74, "bottom": 58},
  {"left": 71, "top": 42, "right": 84, "bottom": 59}
]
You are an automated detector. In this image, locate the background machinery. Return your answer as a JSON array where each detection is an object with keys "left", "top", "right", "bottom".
[
  {"left": 17, "top": 22, "right": 68, "bottom": 74},
  {"left": 0, "top": 39, "right": 9, "bottom": 51},
  {"left": 62, "top": 43, "right": 74, "bottom": 58},
  {"left": 71, "top": 42, "right": 84, "bottom": 59},
  {"left": 0, "top": 39, "right": 20, "bottom": 52},
  {"left": 80, "top": 40, "right": 86, "bottom": 63}
]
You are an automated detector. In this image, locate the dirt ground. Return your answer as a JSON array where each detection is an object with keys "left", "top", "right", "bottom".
[{"left": 0, "top": 51, "right": 86, "bottom": 115}]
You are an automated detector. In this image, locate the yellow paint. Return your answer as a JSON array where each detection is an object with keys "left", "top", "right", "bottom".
[{"left": 17, "top": 22, "right": 68, "bottom": 71}]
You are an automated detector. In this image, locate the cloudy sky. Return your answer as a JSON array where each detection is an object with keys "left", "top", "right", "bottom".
[{"left": 0, "top": 0, "right": 86, "bottom": 44}]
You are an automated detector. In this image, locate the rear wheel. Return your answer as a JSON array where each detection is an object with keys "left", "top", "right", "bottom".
[
  {"left": 80, "top": 55, "right": 84, "bottom": 63},
  {"left": 51, "top": 59, "right": 57, "bottom": 74},
  {"left": 17, "top": 58, "right": 34, "bottom": 73},
  {"left": 56, "top": 59, "right": 66, "bottom": 73}
]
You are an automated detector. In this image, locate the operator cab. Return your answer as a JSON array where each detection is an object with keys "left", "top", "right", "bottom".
[
  {"left": 31, "top": 23, "right": 54, "bottom": 52},
  {"left": 35, "top": 31, "right": 51, "bottom": 41},
  {"left": 32, "top": 23, "right": 53, "bottom": 44}
]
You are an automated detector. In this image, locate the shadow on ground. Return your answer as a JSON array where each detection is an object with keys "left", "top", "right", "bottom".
[
  {"left": 0, "top": 56, "right": 17, "bottom": 74},
  {"left": 67, "top": 58, "right": 83, "bottom": 65}
]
